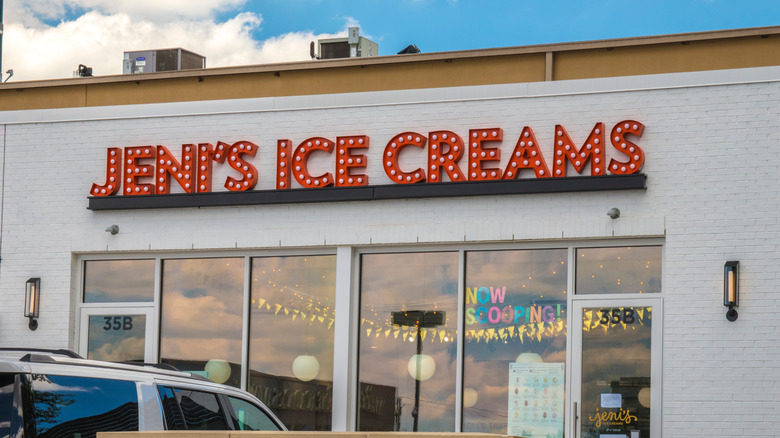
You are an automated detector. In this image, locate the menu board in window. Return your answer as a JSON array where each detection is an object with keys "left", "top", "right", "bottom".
[{"left": 508, "top": 362, "right": 564, "bottom": 438}]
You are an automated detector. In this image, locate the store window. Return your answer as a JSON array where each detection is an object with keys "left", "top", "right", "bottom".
[
  {"left": 78, "top": 242, "right": 662, "bottom": 433},
  {"left": 160, "top": 258, "right": 244, "bottom": 387},
  {"left": 578, "top": 304, "right": 654, "bottom": 438},
  {"left": 576, "top": 246, "right": 662, "bottom": 294},
  {"left": 358, "top": 252, "right": 458, "bottom": 432},
  {"left": 462, "top": 249, "right": 568, "bottom": 436},
  {"left": 82, "top": 259, "right": 155, "bottom": 362},
  {"left": 86, "top": 314, "right": 147, "bottom": 362},
  {"left": 83, "top": 259, "right": 154, "bottom": 303},
  {"left": 247, "top": 255, "right": 336, "bottom": 431}
]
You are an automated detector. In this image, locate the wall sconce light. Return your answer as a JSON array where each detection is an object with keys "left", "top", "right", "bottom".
[
  {"left": 24, "top": 277, "right": 41, "bottom": 330},
  {"left": 106, "top": 225, "right": 119, "bottom": 235},
  {"left": 724, "top": 261, "right": 739, "bottom": 321}
]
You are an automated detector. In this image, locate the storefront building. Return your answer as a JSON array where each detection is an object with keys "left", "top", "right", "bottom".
[{"left": 1, "top": 26, "right": 780, "bottom": 438}]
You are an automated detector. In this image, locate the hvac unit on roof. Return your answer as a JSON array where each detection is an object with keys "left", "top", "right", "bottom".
[
  {"left": 311, "top": 27, "right": 378, "bottom": 60},
  {"left": 123, "top": 48, "right": 206, "bottom": 74}
]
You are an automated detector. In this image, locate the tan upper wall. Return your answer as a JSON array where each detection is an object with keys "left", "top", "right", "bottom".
[{"left": 2, "top": 26, "right": 780, "bottom": 111}]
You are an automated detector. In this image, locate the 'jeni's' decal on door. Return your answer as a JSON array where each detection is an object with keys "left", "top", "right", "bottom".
[{"left": 89, "top": 121, "right": 645, "bottom": 197}]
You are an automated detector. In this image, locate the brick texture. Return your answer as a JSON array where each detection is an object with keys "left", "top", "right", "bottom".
[{"left": 2, "top": 69, "right": 780, "bottom": 436}]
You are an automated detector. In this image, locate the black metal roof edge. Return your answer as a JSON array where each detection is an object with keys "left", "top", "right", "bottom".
[{"left": 88, "top": 174, "right": 646, "bottom": 211}]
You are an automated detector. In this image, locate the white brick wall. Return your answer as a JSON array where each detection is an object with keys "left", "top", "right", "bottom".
[{"left": 2, "top": 66, "right": 780, "bottom": 436}]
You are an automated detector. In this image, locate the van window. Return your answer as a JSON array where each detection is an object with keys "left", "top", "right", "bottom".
[
  {"left": 24, "top": 374, "right": 138, "bottom": 438},
  {"left": 157, "top": 386, "right": 228, "bottom": 430},
  {"left": 226, "top": 396, "right": 281, "bottom": 431},
  {"left": 0, "top": 374, "right": 15, "bottom": 437},
  {"left": 158, "top": 386, "right": 186, "bottom": 430}
]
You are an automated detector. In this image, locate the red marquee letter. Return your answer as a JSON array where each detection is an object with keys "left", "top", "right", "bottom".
[
  {"left": 292, "top": 137, "right": 334, "bottom": 188},
  {"left": 221, "top": 141, "right": 259, "bottom": 191},
  {"left": 194, "top": 143, "right": 229, "bottom": 193},
  {"left": 336, "top": 135, "right": 369, "bottom": 187},
  {"left": 468, "top": 128, "right": 503, "bottom": 180},
  {"left": 552, "top": 123, "right": 606, "bottom": 177},
  {"left": 123, "top": 146, "right": 156, "bottom": 195},
  {"left": 155, "top": 145, "right": 196, "bottom": 194},
  {"left": 608, "top": 120, "right": 645, "bottom": 174},
  {"left": 503, "top": 127, "right": 551, "bottom": 179},
  {"left": 276, "top": 139, "right": 292, "bottom": 190},
  {"left": 428, "top": 130, "right": 466, "bottom": 182},
  {"left": 383, "top": 132, "right": 427, "bottom": 184},
  {"left": 90, "top": 147, "right": 122, "bottom": 196}
]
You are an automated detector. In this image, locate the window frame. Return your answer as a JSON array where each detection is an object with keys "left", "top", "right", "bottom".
[{"left": 74, "top": 238, "right": 663, "bottom": 432}]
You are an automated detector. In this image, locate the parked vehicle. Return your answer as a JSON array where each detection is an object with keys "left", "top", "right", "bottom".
[{"left": 0, "top": 348, "right": 286, "bottom": 437}]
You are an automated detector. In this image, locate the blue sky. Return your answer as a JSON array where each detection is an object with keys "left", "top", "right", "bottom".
[
  {"left": 227, "top": 0, "right": 780, "bottom": 55},
  {"left": 3, "top": 0, "right": 779, "bottom": 82}
]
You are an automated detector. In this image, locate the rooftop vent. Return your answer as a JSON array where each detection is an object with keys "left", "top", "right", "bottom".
[
  {"left": 397, "top": 44, "right": 421, "bottom": 55},
  {"left": 123, "top": 48, "right": 205, "bottom": 74}
]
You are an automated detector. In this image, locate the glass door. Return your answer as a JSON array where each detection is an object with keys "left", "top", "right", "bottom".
[
  {"left": 570, "top": 298, "right": 661, "bottom": 438},
  {"left": 79, "top": 307, "right": 156, "bottom": 363}
]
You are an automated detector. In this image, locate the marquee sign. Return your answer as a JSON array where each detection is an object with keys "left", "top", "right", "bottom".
[{"left": 88, "top": 120, "right": 646, "bottom": 210}]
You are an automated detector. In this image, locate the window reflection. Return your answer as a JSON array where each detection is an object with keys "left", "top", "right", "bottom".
[
  {"left": 25, "top": 374, "right": 138, "bottom": 438},
  {"left": 463, "top": 249, "right": 568, "bottom": 436},
  {"left": 576, "top": 246, "right": 662, "bottom": 294},
  {"left": 160, "top": 258, "right": 244, "bottom": 387},
  {"left": 0, "top": 374, "right": 14, "bottom": 438},
  {"left": 83, "top": 260, "right": 155, "bottom": 303},
  {"left": 358, "top": 252, "right": 458, "bottom": 432},
  {"left": 227, "top": 396, "right": 283, "bottom": 431},
  {"left": 168, "top": 388, "right": 228, "bottom": 430},
  {"left": 580, "top": 306, "right": 652, "bottom": 438},
  {"left": 248, "top": 255, "right": 336, "bottom": 431},
  {"left": 87, "top": 314, "right": 146, "bottom": 362}
]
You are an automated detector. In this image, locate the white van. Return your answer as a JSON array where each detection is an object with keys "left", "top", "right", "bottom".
[{"left": 0, "top": 348, "right": 286, "bottom": 437}]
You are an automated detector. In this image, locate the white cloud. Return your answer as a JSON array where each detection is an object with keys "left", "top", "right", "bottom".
[
  {"left": 73, "top": 0, "right": 248, "bottom": 21},
  {"left": 3, "top": 9, "right": 351, "bottom": 82},
  {"left": 4, "top": 0, "right": 247, "bottom": 24}
]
